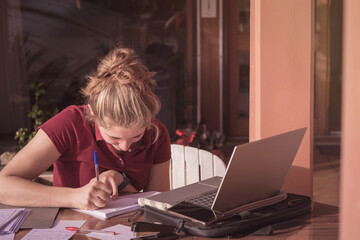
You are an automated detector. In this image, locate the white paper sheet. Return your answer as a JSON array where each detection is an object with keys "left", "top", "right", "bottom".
[
  {"left": 0, "top": 209, "right": 18, "bottom": 228},
  {"left": 21, "top": 220, "right": 86, "bottom": 240},
  {"left": 0, "top": 233, "right": 15, "bottom": 240},
  {"left": 86, "top": 224, "right": 134, "bottom": 240}
]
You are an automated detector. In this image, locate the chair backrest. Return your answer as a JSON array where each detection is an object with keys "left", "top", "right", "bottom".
[{"left": 170, "top": 144, "right": 227, "bottom": 190}]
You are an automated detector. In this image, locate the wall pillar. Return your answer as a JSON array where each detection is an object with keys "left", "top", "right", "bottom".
[
  {"left": 249, "top": 0, "right": 314, "bottom": 197},
  {"left": 339, "top": 0, "right": 360, "bottom": 238}
]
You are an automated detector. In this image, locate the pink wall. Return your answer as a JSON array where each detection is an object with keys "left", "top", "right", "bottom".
[
  {"left": 250, "top": 0, "right": 314, "bottom": 197},
  {"left": 340, "top": 0, "right": 360, "bottom": 238}
]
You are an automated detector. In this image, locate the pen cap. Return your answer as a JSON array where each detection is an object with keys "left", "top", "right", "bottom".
[{"left": 94, "top": 150, "right": 98, "bottom": 165}]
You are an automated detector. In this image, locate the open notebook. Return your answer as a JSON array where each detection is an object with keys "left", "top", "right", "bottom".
[{"left": 74, "top": 191, "right": 159, "bottom": 220}]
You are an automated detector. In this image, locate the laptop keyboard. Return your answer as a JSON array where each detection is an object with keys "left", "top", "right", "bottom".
[{"left": 183, "top": 191, "right": 217, "bottom": 209}]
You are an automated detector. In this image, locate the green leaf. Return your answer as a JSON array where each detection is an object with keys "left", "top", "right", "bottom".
[
  {"left": 28, "top": 112, "right": 36, "bottom": 118},
  {"left": 30, "top": 82, "right": 37, "bottom": 90},
  {"left": 14, "top": 81, "right": 58, "bottom": 151}
]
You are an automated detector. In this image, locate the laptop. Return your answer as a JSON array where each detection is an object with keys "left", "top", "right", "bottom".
[{"left": 141, "top": 127, "right": 307, "bottom": 225}]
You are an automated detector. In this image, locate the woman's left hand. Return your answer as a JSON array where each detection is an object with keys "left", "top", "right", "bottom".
[{"left": 97, "top": 170, "right": 123, "bottom": 197}]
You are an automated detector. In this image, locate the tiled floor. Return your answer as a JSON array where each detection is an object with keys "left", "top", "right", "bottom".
[{"left": 313, "top": 139, "right": 340, "bottom": 207}]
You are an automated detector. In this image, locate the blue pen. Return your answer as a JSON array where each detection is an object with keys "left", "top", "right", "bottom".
[{"left": 94, "top": 150, "right": 99, "bottom": 181}]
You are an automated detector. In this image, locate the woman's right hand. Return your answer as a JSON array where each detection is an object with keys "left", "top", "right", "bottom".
[{"left": 73, "top": 179, "right": 113, "bottom": 210}]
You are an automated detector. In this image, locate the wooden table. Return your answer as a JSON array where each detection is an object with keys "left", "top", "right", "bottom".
[{"left": 15, "top": 202, "right": 338, "bottom": 240}]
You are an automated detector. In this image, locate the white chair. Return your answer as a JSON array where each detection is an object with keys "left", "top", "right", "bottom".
[{"left": 170, "top": 144, "right": 227, "bottom": 190}]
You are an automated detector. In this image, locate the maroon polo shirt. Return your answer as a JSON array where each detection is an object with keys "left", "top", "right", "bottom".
[{"left": 39, "top": 105, "right": 171, "bottom": 191}]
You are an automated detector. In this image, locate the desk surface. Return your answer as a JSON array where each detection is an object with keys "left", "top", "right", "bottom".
[{"left": 15, "top": 202, "right": 338, "bottom": 240}]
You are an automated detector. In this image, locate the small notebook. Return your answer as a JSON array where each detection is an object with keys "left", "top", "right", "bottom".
[
  {"left": 74, "top": 191, "right": 159, "bottom": 220},
  {"left": 138, "top": 194, "right": 172, "bottom": 211}
]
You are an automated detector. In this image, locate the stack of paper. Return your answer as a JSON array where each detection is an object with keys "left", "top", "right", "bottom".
[{"left": 0, "top": 208, "right": 31, "bottom": 234}]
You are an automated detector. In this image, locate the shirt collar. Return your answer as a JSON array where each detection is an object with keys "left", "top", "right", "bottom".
[{"left": 94, "top": 122, "right": 104, "bottom": 141}]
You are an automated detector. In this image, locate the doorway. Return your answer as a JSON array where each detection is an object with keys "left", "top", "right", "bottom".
[{"left": 224, "top": 0, "right": 250, "bottom": 139}]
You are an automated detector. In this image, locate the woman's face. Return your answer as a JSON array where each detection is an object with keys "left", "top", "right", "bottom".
[{"left": 98, "top": 118, "right": 146, "bottom": 152}]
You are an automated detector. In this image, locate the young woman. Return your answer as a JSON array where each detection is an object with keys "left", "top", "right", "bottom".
[{"left": 0, "top": 47, "right": 171, "bottom": 210}]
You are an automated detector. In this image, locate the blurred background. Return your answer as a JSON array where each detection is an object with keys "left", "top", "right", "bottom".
[{"left": 0, "top": 1, "right": 341, "bottom": 206}]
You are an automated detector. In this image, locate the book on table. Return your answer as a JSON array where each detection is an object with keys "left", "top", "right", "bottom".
[{"left": 74, "top": 191, "right": 159, "bottom": 220}]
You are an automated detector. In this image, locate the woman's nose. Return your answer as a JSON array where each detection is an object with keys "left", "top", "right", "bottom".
[{"left": 118, "top": 141, "right": 131, "bottom": 151}]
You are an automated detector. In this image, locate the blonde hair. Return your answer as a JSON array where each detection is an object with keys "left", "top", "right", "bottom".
[{"left": 81, "top": 47, "right": 161, "bottom": 141}]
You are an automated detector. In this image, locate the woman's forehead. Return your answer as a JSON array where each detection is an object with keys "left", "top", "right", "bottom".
[
  {"left": 100, "top": 121, "right": 146, "bottom": 139},
  {"left": 100, "top": 115, "right": 148, "bottom": 129}
]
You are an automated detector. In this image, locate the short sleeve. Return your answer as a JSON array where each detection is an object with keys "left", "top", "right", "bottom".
[
  {"left": 152, "top": 119, "right": 171, "bottom": 164},
  {"left": 39, "top": 106, "right": 88, "bottom": 155}
]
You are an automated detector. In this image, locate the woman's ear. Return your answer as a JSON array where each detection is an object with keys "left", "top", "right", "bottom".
[
  {"left": 88, "top": 104, "right": 95, "bottom": 115},
  {"left": 88, "top": 104, "right": 100, "bottom": 125}
]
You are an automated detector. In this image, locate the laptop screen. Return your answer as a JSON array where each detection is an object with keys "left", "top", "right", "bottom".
[{"left": 211, "top": 127, "right": 306, "bottom": 212}]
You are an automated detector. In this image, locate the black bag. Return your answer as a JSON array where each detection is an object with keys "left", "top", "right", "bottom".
[{"left": 143, "top": 193, "right": 311, "bottom": 238}]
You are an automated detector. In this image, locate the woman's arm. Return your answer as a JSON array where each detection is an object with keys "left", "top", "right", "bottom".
[
  {"left": 0, "top": 129, "right": 112, "bottom": 209},
  {"left": 144, "top": 160, "right": 170, "bottom": 192}
]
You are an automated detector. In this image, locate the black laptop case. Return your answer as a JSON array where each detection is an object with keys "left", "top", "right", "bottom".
[{"left": 143, "top": 193, "right": 311, "bottom": 238}]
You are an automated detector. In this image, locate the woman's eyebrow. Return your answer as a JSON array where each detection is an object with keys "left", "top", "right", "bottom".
[
  {"left": 108, "top": 132, "right": 144, "bottom": 139},
  {"left": 133, "top": 132, "right": 145, "bottom": 138},
  {"left": 109, "top": 135, "right": 120, "bottom": 139}
]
